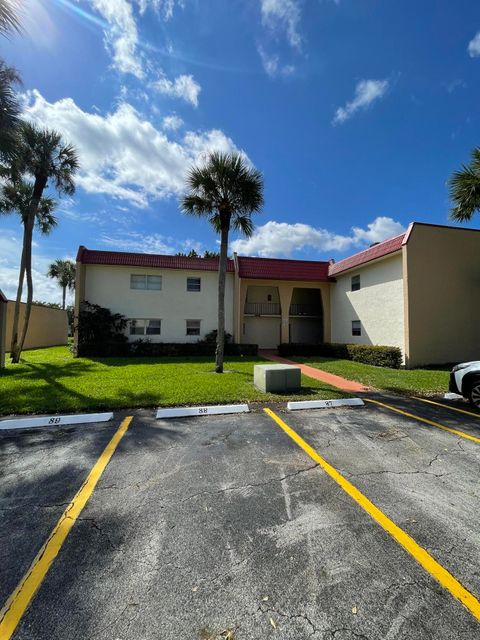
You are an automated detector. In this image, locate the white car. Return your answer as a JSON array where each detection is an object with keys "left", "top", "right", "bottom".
[{"left": 449, "top": 362, "right": 480, "bottom": 409}]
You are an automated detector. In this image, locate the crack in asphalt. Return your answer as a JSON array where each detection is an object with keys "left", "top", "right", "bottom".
[
  {"left": 258, "top": 602, "right": 318, "bottom": 636},
  {"left": 167, "top": 463, "right": 320, "bottom": 506},
  {"left": 349, "top": 469, "right": 449, "bottom": 478}
]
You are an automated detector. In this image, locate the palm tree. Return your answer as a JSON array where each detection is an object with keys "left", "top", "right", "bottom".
[
  {"left": 0, "top": 60, "right": 21, "bottom": 157},
  {"left": 47, "top": 259, "right": 76, "bottom": 309},
  {"left": 449, "top": 147, "right": 480, "bottom": 223},
  {"left": 0, "top": 180, "right": 57, "bottom": 353},
  {"left": 181, "top": 152, "right": 263, "bottom": 373},
  {"left": 2, "top": 122, "right": 78, "bottom": 362},
  {"left": 0, "top": 0, "right": 22, "bottom": 36}
]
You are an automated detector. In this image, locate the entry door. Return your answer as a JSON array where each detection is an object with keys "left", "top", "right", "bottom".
[{"left": 244, "top": 317, "right": 281, "bottom": 349}]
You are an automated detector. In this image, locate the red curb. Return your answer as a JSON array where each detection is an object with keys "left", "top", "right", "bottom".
[{"left": 260, "top": 351, "right": 368, "bottom": 393}]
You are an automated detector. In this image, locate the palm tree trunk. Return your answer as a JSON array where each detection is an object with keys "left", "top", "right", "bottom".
[
  {"left": 10, "top": 241, "right": 26, "bottom": 361},
  {"left": 215, "top": 225, "right": 229, "bottom": 373},
  {"left": 16, "top": 212, "right": 35, "bottom": 359},
  {"left": 62, "top": 286, "right": 66, "bottom": 310},
  {"left": 13, "top": 176, "right": 46, "bottom": 362}
]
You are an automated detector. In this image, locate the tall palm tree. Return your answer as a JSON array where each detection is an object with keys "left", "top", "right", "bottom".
[
  {"left": 47, "top": 259, "right": 76, "bottom": 309},
  {"left": 3, "top": 122, "right": 78, "bottom": 362},
  {"left": 449, "top": 147, "right": 480, "bottom": 223},
  {"left": 0, "top": 0, "right": 22, "bottom": 155},
  {"left": 0, "top": 181, "right": 57, "bottom": 350},
  {"left": 181, "top": 152, "right": 263, "bottom": 373},
  {"left": 0, "top": 60, "right": 21, "bottom": 157}
]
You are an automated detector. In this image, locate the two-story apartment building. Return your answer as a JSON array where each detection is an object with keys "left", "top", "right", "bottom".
[{"left": 75, "top": 222, "right": 480, "bottom": 367}]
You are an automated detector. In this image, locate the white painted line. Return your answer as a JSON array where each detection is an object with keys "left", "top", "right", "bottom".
[
  {"left": 444, "top": 392, "right": 464, "bottom": 401},
  {"left": 156, "top": 404, "right": 250, "bottom": 419},
  {"left": 287, "top": 398, "right": 364, "bottom": 411},
  {"left": 0, "top": 412, "right": 114, "bottom": 430}
]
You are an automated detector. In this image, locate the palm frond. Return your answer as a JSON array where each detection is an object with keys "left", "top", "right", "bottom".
[
  {"left": 180, "top": 151, "right": 264, "bottom": 231},
  {"left": 449, "top": 148, "right": 480, "bottom": 223},
  {"left": 0, "top": 0, "right": 22, "bottom": 36}
]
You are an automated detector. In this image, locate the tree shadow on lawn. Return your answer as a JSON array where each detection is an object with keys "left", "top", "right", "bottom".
[
  {"left": 0, "top": 360, "right": 167, "bottom": 415},
  {"left": 84, "top": 355, "right": 265, "bottom": 368}
]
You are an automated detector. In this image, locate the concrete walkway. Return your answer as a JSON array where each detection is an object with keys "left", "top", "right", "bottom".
[{"left": 260, "top": 351, "right": 369, "bottom": 393}]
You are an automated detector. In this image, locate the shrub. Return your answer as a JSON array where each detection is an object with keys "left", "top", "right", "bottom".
[
  {"left": 75, "top": 301, "right": 128, "bottom": 356},
  {"left": 278, "top": 342, "right": 402, "bottom": 369},
  {"left": 78, "top": 339, "right": 258, "bottom": 358},
  {"left": 200, "top": 330, "right": 233, "bottom": 344}
]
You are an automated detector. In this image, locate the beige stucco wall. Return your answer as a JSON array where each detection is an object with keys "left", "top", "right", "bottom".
[
  {"left": 245, "top": 285, "right": 280, "bottom": 303},
  {"left": 82, "top": 264, "right": 235, "bottom": 342},
  {"left": 404, "top": 224, "right": 480, "bottom": 367},
  {"left": 6, "top": 302, "right": 68, "bottom": 350},
  {"left": 330, "top": 254, "right": 405, "bottom": 353}
]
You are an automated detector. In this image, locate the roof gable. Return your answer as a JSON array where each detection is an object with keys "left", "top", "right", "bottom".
[{"left": 328, "top": 233, "right": 405, "bottom": 276}]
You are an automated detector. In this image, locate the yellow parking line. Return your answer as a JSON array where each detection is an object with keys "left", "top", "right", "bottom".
[
  {"left": 0, "top": 416, "right": 133, "bottom": 640},
  {"left": 263, "top": 408, "right": 480, "bottom": 622},
  {"left": 414, "top": 397, "right": 480, "bottom": 420},
  {"left": 364, "top": 398, "right": 480, "bottom": 444}
]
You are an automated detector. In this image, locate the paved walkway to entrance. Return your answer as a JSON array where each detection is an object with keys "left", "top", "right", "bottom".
[{"left": 260, "top": 350, "right": 369, "bottom": 393}]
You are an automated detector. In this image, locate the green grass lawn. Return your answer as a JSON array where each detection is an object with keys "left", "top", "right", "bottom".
[
  {"left": 295, "top": 357, "right": 450, "bottom": 396},
  {"left": 0, "top": 346, "right": 346, "bottom": 416}
]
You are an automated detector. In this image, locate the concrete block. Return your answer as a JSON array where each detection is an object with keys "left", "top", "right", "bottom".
[{"left": 254, "top": 364, "right": 301, "bottom": 393}]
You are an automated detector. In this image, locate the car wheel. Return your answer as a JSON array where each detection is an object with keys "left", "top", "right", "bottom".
[{"left": 468, "top": 380, "right": 480, "bottom": 410}]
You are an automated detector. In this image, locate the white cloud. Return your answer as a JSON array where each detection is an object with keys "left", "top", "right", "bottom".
[
  {"left": 137, "top": 0, "right": 183, "bottom": 20},
  {"left": 89, "top": 0, "right": 201, "bottom": 105},
  {"left": 350, "top": 216, "right": 405, "bottom": 245},
  {"left": 260, "top": 0, "right": 302, "bottom": 50},
  {"left": 0, "top": 234, "right": 73, "bottom": 305},
  {"left": 231, "top": 216, "right": 405, "bottom": 258},
  {"left": 91, "top": 0, "right": 144, "bottom": 78},
  {"left": 468, "top": 32, "right": 480, "bottom": 57},
  {"left": 333, "top": 79, "right": 389, "bottom": 125},
  {"left": 162, "top": 114, "right": 184, "bottom": 130},
  {"left": 152, "top": 74, "right": 201, "bottom": 107},
  {"left": 257, "top": 46, "right": 295, "bottom": 77},
  {"left": 22, "top": 90, "right": 246, "bottom": 208}
]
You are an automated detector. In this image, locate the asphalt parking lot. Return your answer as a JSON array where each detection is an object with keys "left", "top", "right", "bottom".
[{"left": 1, "top": 396, "right": 480, "bottom": 639}]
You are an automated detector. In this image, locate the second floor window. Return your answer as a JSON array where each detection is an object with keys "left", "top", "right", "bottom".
[
  {"left": 351, "top": 275, "right": 360, "bottom": 291},
  {"left": 187, "top": 277, "right": 201, "bottom": 292},
  {"left": 130, "top": 274, "right": 162, "bottom": 290}
]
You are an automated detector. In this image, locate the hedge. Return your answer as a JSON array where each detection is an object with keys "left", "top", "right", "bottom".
[
  {"left": 278, "top": 342, "right": 402, "bottom": 369},
  {"left": 76, "top": 341, "right": 258, "bottom": 358}
]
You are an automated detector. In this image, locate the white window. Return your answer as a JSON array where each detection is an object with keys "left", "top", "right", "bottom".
[
  {"left": 187, "top": 277, "right": 201, "bottom": 292},
  {"left": 186, "top": 319, "right": 201, "bottom": 336},
  {"left": 352, "top": 320, "right": 361, "bottom": 336},
  {"left": 351, "top": 275, "right": 360, "bottom": 291},
  {"left": 130, "top": 274, "right": 162, "bottom": 290},
  {"left": 129, "top": 319, "right": 161, "bottom": 336}
]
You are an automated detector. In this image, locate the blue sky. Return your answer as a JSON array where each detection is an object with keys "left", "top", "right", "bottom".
[{"left": 1, "top": 0, "right": 480, "bottom": 304}]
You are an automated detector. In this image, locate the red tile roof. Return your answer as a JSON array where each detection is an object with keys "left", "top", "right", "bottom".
[
  {"left": 328, "top": 233, "right": 406, "bottom": 276},
  {"left": 77, "top": 246, "right": 234, "bottom": 272},
  {"left": 237, "top": 256, "right": 332, "bottom": 281}
]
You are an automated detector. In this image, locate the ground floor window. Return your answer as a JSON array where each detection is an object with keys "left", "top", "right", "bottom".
[
  {"left": 186, "top": 319, "right": 201, "bottom": 336},
  {"left": 129, "top": 319, "right": 161, "bottom": 336},
  {"left": 352, "top": 320, "right": 361, "bottom": 336}
]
